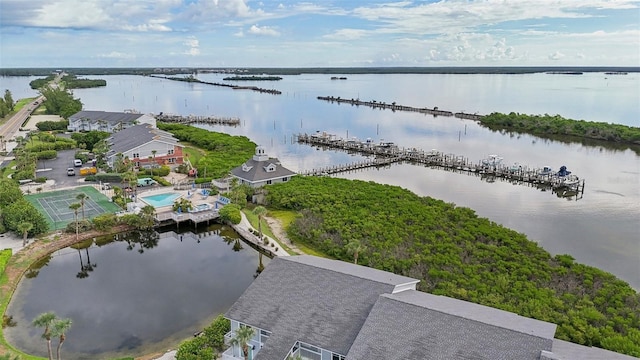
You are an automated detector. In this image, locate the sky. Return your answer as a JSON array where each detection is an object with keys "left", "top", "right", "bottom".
[{"left": 1, "top": 0, "right": 639, "bottom": 68}]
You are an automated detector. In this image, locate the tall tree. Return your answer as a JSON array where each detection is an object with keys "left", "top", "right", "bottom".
[
  {"left": 75, "top": 193, "right": 87, "bottom": 220},
  {"left": 16, "top": 221, "right": 33, "bottom": 246},
  {"left": 51, "top": 318, "right": 72, "bottom": 360},
  {"left": 32, "top": 312, "right": 57, "bottom": 360},
  {"left": 252, "top": 206, "right": 267, "bottom": 242},
  {"left": 229, "top": 326, "right": 255, "bottom": 360},
  {"left": 3, "top": 90, "right": 14, "bottom": 111},
  {"left": 69, "top": 203, "right": 81, "bottom": 241}
]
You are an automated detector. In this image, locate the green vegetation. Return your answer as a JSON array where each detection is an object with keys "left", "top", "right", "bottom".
[
  {"left": 157, "top": 123, "right": 255, "bottom": 179},
  {"left": 29, "top": 75, "right": 56, "bottom": 90},
  {"left": 480, "top": 112, "right": 640, "bottom": 145},
  {"left": 176, "top": 315, "right": 230, "bottom": 360},
  {"left": 266, "top": 176, "right": 640, "bottom": 356},
  {"left": 70, "top": 131, "right": 110, "bottom": 151},
  {"left": 60, "top": 74, "right": 106, "bottom": 89},
  {"left": 39, "top": 87, "right": 82, "bottom": 119},
  {"left": 0, "top": 179, "right": 48, "bottom": 237},
  {"left": 223, "top": 76, "right": 282, "bottom": 81},
  {"left": 35, "top": 120, "right": 68, "bottom": 132}
]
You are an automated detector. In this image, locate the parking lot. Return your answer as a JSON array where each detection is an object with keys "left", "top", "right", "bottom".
[{"left": 36, "top": 149, "right": 93, "bottom": 188}]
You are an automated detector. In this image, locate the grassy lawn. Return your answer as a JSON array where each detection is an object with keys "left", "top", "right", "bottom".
[
  {"left": 183, "top": 143, "right": 206, "bottom": 165},
  {"left": 242, "top": 207, "right": 330, "bottom": 257}
]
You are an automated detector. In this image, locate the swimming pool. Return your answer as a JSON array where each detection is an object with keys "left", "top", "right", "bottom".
[{"left": 140, "top": 192, "right": 181, "bottom": 207}]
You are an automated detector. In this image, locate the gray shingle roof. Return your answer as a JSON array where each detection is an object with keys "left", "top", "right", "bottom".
[
  {"left": 69, "top": 110, "right": 144, "bottom": 125},
  {"left": 544, "top": 339, "right": 638, "bottom": 360},
  {"left": 107, "top": 124, "right": 179, "bottom": 155},
  {"left": 346, "top": 291, "right": 555, "bottom": 360},
  {"left": 225, "top": 256, "right": 411, "bottom": 360},
  {"left": 230, "top": 157, "right": 296, "bottom": 183}
]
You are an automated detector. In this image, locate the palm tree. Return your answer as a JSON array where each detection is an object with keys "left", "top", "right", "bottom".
[
  {"left": 147, "top": 156, "right": 153, "bottom": 176},
  {"left": 69, "top": 203, "right": 81, "bottom": 241},
  {"left": 51, "top": 318, "right": 72, "bottom": 360},
  {"left": 32, "top": 312, "right": 57, "bottom": 360},
  {"left": 252, "top": 206, "right": 267, "bottom": 242},
  {"left": 139, "top": 205, "right": 156, "bottom": 229},
  {"left": 346, "top": 239, "right": 366, "bottom": 264},
  {"left": 151, "top": 149, "right": 157, "bottom": 176},
  {"left": 17, "top": 221, "right": 33, "bottom": 246},
  {"left": 75, "top": 193, "right": 87, "bottom": 220},
  {"left": 230, "top": 326, "right": 255, "bottom": 360}
]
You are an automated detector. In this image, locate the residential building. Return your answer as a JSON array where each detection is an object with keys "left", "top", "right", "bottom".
[
  {"left": 67, "top": 110, "right": 156, "bottom": 132},
  {"left": 230, "top": 146, "right": 296, "bottom": 188},
  {"left": 105, "top": 124, "right": 183, "bottom": 169},
  {"left": 224, "top": 255, "right": 635, "bottom": 360}
]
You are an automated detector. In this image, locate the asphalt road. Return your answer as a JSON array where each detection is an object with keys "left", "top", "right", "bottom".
[{"left": 36, "top": 149, "right": 90, "bottom": 188}]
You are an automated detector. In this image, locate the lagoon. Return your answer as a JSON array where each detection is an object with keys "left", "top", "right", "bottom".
[{"left": 55, "top": 71, "right": 639, "bottom": 288}]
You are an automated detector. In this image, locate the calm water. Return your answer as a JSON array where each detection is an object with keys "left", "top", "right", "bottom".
[
  {"left": 5, "top": 226, "right": 267, "bottom": 359},
  {"left": 54, "top": 72, "right": 638, "bottom": 288},
  {"left": 1, "top": 73, "right": 638, "bottom": 290}
]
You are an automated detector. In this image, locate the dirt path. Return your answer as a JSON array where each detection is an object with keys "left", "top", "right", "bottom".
[{"left": 264, "top": 216, "right": 303, "bottom": 255}]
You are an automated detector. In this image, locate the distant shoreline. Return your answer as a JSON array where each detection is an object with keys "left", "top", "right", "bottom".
[{"left": 1, "top": 66, "right": 638, "bottom": 77}]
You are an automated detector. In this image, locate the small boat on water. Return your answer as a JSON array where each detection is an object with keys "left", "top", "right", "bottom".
[
  {"left": 539, "top": 166, "right": 554, "bottom": 176},
  {"left": 557, "top": 165, "right": 572, "bottom": 177}
]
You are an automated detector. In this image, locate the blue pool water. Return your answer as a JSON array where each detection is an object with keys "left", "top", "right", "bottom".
[{"left": 140, "top": 192, "right": 181, "bottom": 207}]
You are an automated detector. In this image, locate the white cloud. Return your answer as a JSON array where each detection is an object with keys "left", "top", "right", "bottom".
[
  {"left": 323, "top": 29, "right": 368, "bottom": 40},
  {"left": 247, "top": 24, "right": 280, "bottom": 36},
  {"left": 549, "top": 51, "right": 565, "bottom": 60},
  {"left": 184, "top": 36, "right": 200, "bottom": 56},
  {"left": 97, "top": 51, "right": 135, "bottom": 59}
]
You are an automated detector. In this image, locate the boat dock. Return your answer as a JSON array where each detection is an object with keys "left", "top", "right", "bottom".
[
  {"left": 155, "top": 113, "right": 241, "bottom": 126},
  {"left": 299, "top": 157, "right": 401, "bottom": 176},
  {"left": 317, "top": 96, "right": 483, "bottom": 121},
  {"left": 297, "top": 132, "right": 585, "bottom": 196}
]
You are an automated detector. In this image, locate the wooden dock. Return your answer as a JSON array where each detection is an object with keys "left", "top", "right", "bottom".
[
  {"left": 300, "top": 157, "right": 400, "bottom": 176},
  {"left": 155, "top": 113, "right": 240, "bottom": 126},
  {"left": 317, "top": 96, "right": 482, "bottom": 121},
  {"left": 297, "top": 132, "right": 585, "bottom": 196}
]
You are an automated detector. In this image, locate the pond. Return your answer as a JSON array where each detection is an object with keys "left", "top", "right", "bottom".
[{"left": 4, "top": 225, "right": 267, "bottom": 359}]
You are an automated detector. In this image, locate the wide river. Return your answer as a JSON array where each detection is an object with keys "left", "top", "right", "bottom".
[{"left": 2, "top": 72, "right": 638, "bottom": 291}]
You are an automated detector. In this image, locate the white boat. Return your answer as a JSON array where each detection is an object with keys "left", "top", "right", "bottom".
[
  {"left": 481, "top": 154, "right": 503, "bottom": 166},
  {"left": 555, "top": 174, "right": 580, "bottom": 189},
  {"left": 539, "top": 166, "right": 554, "bottom": 176}
]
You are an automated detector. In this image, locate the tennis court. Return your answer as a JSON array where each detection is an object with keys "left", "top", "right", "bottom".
[{"left": 25, "top": 186, "right": 121, "bottom": 230}]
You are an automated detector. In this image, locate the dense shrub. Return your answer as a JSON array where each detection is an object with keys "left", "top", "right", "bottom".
[
  {"left": 3, "top": 199, "right": 48, "bottom": 236},
  {"left": 92, "top": 213, "right": 117, "bottom": 231},
  {"left": 218, "top": 204, "right": 241, "bottom": 224},
  {"left": 64, "top": 220, "right": 93, "bottom": 234},
  {"left": 176, "top": 315, "right": 230, "bottom": 360},
  {"left": 95, "top": 173, "right": 124, "bottom": 183},
  {"left": 36, "top": 120, "right": 69, "bottom": 131},
  {"left": 139, "top": 165, "right": 170, "bottom": 177},
  {"left": 194, "top": 177, "right": 212, "bottom": 184},
  {"left": 35, "top": 150, "right": 57, "bottom": 160},
  {"left": 152, "top": 176, "right": 171, "bottom": 186},
  {"left": 33, "top": 177, "right": 47, "bottom": 183},
  {"left": 266, "top": 176, "right": 640, "bottom": 356}
]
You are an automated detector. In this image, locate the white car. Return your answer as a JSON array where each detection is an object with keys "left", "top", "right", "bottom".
[{"left": 74, "top": 159, "right": 83, "bottom": 167}]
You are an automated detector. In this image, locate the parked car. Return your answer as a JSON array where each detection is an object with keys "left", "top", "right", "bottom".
[
  {"left": 101, "top": 183, "right": 111, "bottom": 190},
  {"left": 73, "top": 159, "right": 83, "bottom": 167},
  {"left": 67, "top": 168, "right": 75, "bottom": 176}
]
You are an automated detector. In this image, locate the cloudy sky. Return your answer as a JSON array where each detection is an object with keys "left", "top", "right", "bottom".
[{"left": 1, "top": 0, "right": 639, "bottom": 68}]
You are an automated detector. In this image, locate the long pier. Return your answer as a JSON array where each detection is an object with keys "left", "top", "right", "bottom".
[
  {"left": 297, "top": 132, "right": 585, "bottom": 196},
  {"left": 317, "top": 96, "right": 483, "bottom": 121},
  {"left": 155, "top": 113, "right": 241, "bottom": 126},
  {"left": 300, "top": 157, "right": 400, "bottom": 176}
]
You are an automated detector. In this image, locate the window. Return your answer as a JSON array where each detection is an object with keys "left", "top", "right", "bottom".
[
  {"left": 266, "top": 180, "right": 272, "bottom": 185},
  {"left": 168, "top": 149, "right": 174, "bottom": 155},
  {"left": 332, "top": 354, "right": 345, "bottom": 360},
  {"left": 132, "top": 153, "right": 140, "bottom": 159},
  {"left": 283, "top": 177, "right": 288, "bottom": 182},
  {"left": 168, "top": 158, "right": 176, "bottom": 164}
]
